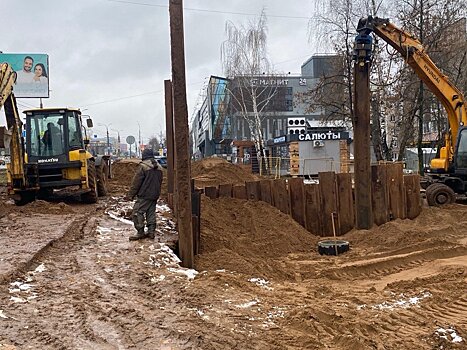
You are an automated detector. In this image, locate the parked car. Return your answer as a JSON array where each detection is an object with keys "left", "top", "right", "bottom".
[{"left": 155, "top": 156, "right": 167, "bottom": 168}]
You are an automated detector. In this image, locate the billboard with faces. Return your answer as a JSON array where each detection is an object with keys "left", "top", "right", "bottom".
[{"left": 0, "top": 53, "right": 49, "bottom": 98}]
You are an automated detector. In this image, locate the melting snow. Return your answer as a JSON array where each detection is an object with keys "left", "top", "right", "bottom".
[
  {"left": 358, "top": 291, "right": 432, "bottom": 310},
  {"left": 249, "top": 278, "right": 273, "bottom": 290},
  {"left": 0, "top": 310, "right": 8, "bottom": 319},
  {"left": 235, "top": 300, "right": 259, "bottom": 309},
  {"left": 436, "top": 327, "right": 463, "bottom": 343},
  {"left": 167, "top": 268, "right": 198, "bottom": 280}
]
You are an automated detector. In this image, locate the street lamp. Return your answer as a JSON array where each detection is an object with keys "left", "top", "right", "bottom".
[
  {"left": 98, "top": 123, "right": 112, "bottom": 155},
  {"left": 111, "top": 128, "right": 122, "bottom": 157}
]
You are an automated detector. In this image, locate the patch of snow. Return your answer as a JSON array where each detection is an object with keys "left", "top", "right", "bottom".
[
  {"left": 0, "top": 310, "right": 8, "bottom": 319},
  {"left": 106, "top": 211, "right": 133, "bottom": 225},
  {"left": 10, "top": 296, "right": 27, "bottom": 303},
  {"left": 235, "top": 300, "right": 259, "bottom": 309},
  {"left": 167, "top": 268, "right": 198, "bottom": 280},
  {"left": 360, "top": 291, "right": 432, "bottom": 311},
  {"left": 436, "top": 327, "right": 463, "bottom": 343},
  {"left": 34, "top": 264, "right": 46, "bottom": 273},
  {"left": 249, "top": 278, "right": 273, "bottom": 290}
]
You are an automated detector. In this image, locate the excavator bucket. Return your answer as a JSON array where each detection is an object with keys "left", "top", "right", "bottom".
[{"left": 0, "top": 126, "right": 11, "bottom": 149}]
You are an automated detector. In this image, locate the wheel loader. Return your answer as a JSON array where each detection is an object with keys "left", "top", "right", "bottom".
[{"left": 0, "top": 62, "right": 110, "bottom": 205}]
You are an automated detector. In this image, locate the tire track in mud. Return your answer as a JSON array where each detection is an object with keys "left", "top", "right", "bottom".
[
  {"left": 315, "top": 245, "right": 467, "bottom": 281},
  {"left": 0, "top": 210, "right": 200, "bottom": 349}
]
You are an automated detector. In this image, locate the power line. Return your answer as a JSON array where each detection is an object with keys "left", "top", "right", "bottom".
[{"left": 105, "top": 0, "right": 311, "bottom": 20}]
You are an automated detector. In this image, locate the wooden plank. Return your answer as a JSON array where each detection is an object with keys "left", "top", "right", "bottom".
[
  {"left": 245, "top": 181, "right": 261, "bottom": 201},
  {"left": 170, "top": 0, "right": 193, "bottom": 267},
  {"left": 318, "top": 172, "right": 338, "bottom": 236},
  {"left": 204, "top": 186, "right": 218, "bottom": 199},
  {"left": 404, "top": 174, "right": 421, "bottom": 219},
  {"left": 353, "top": 59, "right": 373, "bottom": 229},
  {"left": 272, "top": 179, "right": 290, "bottom": 214},
  {"left": 371, "top": 164, "right": 389, "bottom": 225},
  {"left": 387, "top": 163, "right": 406, "bottom": 219},
  {"left": 260, "top": 179, "right": 273, "bottom": 205},
  {"left": 233, "top": 185, "right": 247, "bottom": 200},
  {"left": 336, "top": 173, "right": 354, "bottom": 235},
  {"left": 218, "top": 184, "right": 233, "bottom": 197},
  {"left": 289, "top": 177, "right": 306, "bottom": 227},
  {"left": 304, "top": 184, "right": 322, "bottom": 235},
  {"left": 164, "top": 80, "right": 175, "bottom": 195},
  {"left": 192, "top": 215, "right": 200, "bottom": 255}
]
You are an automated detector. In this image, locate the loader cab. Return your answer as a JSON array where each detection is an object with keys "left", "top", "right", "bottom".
[{"left": 24, "top": 108, "right": 85, "bottom": 163}]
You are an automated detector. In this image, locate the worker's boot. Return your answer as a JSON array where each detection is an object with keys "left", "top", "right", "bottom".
[
  {"left": 129, "top": 229, "right": 147, "bottom": 241},
  {"left": 146, "top": 226, "right": 156, "bottom": 239}
]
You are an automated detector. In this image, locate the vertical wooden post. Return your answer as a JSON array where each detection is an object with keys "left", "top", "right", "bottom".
[
  {"left": 353, "top": 43, "right": 373, "bottom": 229},
  {"left": 318, "top": 172, "right": 338, "bottom": 236},
  {"left": 164, "top": 80, "right": 175, "bottom": 198},
  {"left": 371, "top": 164, "right": 389, "bottom": 225},
  {"left": 218, "top": 184, "right": 233, "bottom": 197},
  {"left": 245, "top": 181, "right": 261, "bottom": 201},
  {"left": 169, "top": 0, "right": 193, "bottom": 268},
  {"left": 260, "top": 180, "right": 273, "bottom": 205},
  {"left": 387, "top": 162, "right": 406, "bottom": 219},
  {"left": 304, "top": 184, "right": 322, "bottom": 235},
  {"left": 336, "top": 173, "right": 354, "bottom": 235},
  {"left": 404, "top": 174, "right": 421, "bottom": 219},
  {"left": 289, "top": 177, "right": 306, "bottom": 227}
]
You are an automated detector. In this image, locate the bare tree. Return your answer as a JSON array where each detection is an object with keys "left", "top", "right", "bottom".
[{"left": 221, "top": 10, "right": 278, "bottom": 165}]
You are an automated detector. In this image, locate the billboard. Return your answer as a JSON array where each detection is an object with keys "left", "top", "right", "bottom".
[{"left": 0, "top": 53, "right": 49, "bottom": 98}]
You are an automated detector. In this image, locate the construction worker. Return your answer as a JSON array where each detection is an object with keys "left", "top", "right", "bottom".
[{"left": 126, "top": 148, "right": 163, "bottom": 241}]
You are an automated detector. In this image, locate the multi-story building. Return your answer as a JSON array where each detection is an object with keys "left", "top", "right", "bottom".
[{"left": 191, "top": 54, "right": 342, "bottom": 162}]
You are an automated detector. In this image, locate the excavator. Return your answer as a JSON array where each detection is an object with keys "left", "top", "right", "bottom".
[
  {"left": 0, "top": 62, "right": 110, "bottom": 205},
  {"left": 357, "top": 16, "right": 467, "bottom": 206}
]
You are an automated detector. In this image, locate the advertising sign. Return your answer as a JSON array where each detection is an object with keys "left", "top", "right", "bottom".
[{"left": 0, "top": 53, "right": 49, "bottom": 98}]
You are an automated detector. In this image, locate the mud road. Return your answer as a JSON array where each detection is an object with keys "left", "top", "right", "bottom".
[{"left": 0, "top": 159, "right": 465, "bottom": 349}]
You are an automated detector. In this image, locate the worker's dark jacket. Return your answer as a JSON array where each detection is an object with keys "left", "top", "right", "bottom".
[{"left": 128, "top": 158, "right": 163, "bottom": 200}]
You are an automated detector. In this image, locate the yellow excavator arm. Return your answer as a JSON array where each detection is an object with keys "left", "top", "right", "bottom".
[
  {"left": 0, "top": 63, "right": 25, "bottom": 185},
  {"left": 357, "top": 16, "right": 467, "bottom": 171}
]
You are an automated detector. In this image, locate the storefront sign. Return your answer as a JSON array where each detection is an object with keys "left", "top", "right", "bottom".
[
  {"left": 273, "top": 136, "right": 286, "bottom": 144},
  {"left": 298, "top": 131, "right": 349, "bottom": 141},
  {"left": 250, "top": 78, "right": 289, "bottom": 86}
]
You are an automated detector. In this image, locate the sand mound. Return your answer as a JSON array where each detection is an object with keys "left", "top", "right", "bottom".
[
  {"left": 19, "top": 200, "right": 75, "bottom": 214},
  {"left": 195, "top": 197, "right": 319, "bottom": 280},
  {"left": 111, "top": 159, "right": 140, "bottom": 187},
  {"left": 192, "top": 157, "right": 258, "bottom": 188}
]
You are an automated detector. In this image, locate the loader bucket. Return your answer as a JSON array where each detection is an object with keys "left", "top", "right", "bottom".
[{"left": 0, "top": 126, "right": 12, "bottom": 149}]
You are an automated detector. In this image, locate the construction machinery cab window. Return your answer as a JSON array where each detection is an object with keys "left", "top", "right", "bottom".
[
  {"left": 68, "top": 114, "right": 83, "bottom": 149},
  {"left": 455, "top": 128, "right": 467, "bottom": 169},
  {"left": 29, "top": 113, "right": 66, "bottom": 157}
]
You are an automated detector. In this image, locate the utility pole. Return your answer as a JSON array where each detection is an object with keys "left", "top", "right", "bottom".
[
  {"left": 99, "top": 123, "right": 112, "bottom": 155},
  {"left": 137, "top": 121, "right": 142, "bottom": 156},
  {"left": 169, "top": 0, "right": 193, "bottom": 268}
]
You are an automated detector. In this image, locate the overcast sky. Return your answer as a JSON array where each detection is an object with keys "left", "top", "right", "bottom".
[{"left": 2, "top": 0, "right": 321, "bottom": 144}]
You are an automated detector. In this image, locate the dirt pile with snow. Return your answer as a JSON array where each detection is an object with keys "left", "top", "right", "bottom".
[{"left": 191, "top": 157, "right": 258, "bottom": 188}]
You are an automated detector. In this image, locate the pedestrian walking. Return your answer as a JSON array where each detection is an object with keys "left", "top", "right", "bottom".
[{"left": 126, "top": 149, "right": 163, "bottom": 241}]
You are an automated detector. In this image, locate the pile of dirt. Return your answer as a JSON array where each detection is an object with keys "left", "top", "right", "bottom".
[
  {"left": 195, "top": 196, "right": 319, "bottom": 280},
  {"left": 110, "top": 159, "right": 168, "bottom": 198},
  {"left": 192, "top": 157, "right": 258, "bottom": 188},
  {"left": 111, "top": 159, "right": 140, "bottom": 187},
  {"left": 19, "top": 200, "right": 75, "bottom": 215}
]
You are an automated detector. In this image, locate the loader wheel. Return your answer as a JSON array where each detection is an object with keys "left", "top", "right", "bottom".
[
  {"left": 97, "top": 162, "right": 108, "bottom": 197},
  {"left": 426, "top": 183, "right": 455, "bottom": 206},
  {"left": 14, "top": 191, "right": 35, "bottom": 206},
  {"left": 81, "top": 160, "right": 98, "bottom": 204}
]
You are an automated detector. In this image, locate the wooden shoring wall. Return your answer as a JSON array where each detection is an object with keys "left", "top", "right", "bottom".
[
  {"left": 271, "top": 179, "right": 290, "bottom": 215},
  {"left": 198, "top": 164, "right": 421, "bottom": 238}
]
